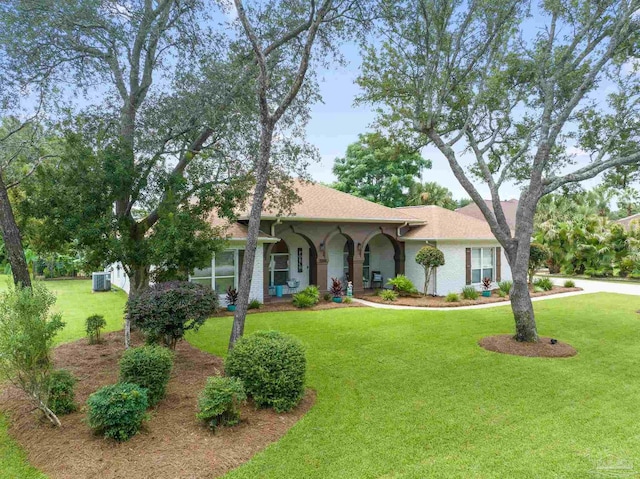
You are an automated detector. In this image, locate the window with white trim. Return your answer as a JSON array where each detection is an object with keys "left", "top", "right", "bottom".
[
  {"left": 363, "top": 244, "right": 371, "bottom": 282},
  {"left": 471, "top": 247, "right": 495, "bottom": 283},
  {"left": 270, "top": 240, "right": 289, "bottom": 286},
  {"left": 189, "top": 249, "right": 242, "bottom": 295}
]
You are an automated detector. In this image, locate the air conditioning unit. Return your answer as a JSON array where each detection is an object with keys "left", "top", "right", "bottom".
[{"left": 92, "top": 272, "right": 111, "bottom": 292}]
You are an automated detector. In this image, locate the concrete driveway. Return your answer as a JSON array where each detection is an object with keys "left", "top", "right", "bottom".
[{"left": 547, "top": 277, "right": 640, "bottom": 296}]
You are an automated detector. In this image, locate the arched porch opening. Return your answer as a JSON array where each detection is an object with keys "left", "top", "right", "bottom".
[
  {"left": 362, "top": 233, "right": 403, "bottom": 289},
  {"left": 326, "top": 232, "right": 354, "bottom": 290}
]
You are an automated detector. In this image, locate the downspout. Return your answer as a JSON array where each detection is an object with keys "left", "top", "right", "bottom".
[
  {"left": 397, "top": 222, "right": 408, "bottom": 237},
  {"left": 270, "top": 218, "right": 282, "bottom": 237}
]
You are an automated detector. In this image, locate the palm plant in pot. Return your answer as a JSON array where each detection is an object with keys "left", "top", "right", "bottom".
[
  {"left": 226, "top": 287, "right": 239, "bottom": 311},
  {"left": 330, "top": 277, "right": 343, "bottom": 303},
  {"left": 481, "top": 277, "right": 492, "bottom": 297}
]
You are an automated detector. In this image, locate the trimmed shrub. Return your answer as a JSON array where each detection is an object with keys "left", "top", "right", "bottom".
[
  {"left": 387, "top": 275, "right": 418, "bottom": 295},
  {"left": 498, "top": 280, "right": 513, "bottom": 295},
  {"left": 126, "top": 281, "right": 218, "bottom": 349},
  {"left": 119, "top": 346, "right": 173, "bottom": 407},
  {"left": 248, "top": 299, "right": 262, "bottom": 310},
  {"left": 497, "top": 290, "right": 507, "bottom": 298},
  {"left": 322, "top": 292, "right": 332, "bottom": 302},
  {"left": 461, "top": 286, "right": 479, "bottom": 300},
  {"left": 48, "top": 369, "right": 77, "bottom": 415},
  {"left": 196, "top": 376, "right": 247, "bottom": 430},
  {"left": 86, "top": 383, "right": 148, "bottom": 441},
  {"left": 445, "top": 293, "right": 459, "bottom": 303},
  {"left": 343, "top": 296, "right": 353, "bottom": 304},
  {"left": 564, "top": 279, "right": 576, "bottom": 288},
  {"left": 533, "top": 277, "right": 554, "bottom": 291},
  {"left": 529, "top": 243, "right": 550, "bottom": 283},
  {"left": 292, "top": 286, "right": 320, "bottom": 309},
  {"left": 380, "top": 289, "right": 398, "bottom": 302},
  {"left": 225, "top": 331, "right": 306, "bottom": 412},
  {"left": 415, "top": 245, "right": 445, "bottom": 295},
  {"left": 0, "top": 283, "right": 65, "bottom": 426},
  {"left": 86, "top": 314, "right": 106, "bottom": 344}
]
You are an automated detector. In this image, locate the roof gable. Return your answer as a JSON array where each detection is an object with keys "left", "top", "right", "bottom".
[{"left": 397, "top": 205, "right": 496, "bottom": 240}]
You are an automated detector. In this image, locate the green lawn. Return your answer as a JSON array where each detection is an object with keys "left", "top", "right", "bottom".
[{"left": 2, "top": 280, "right": 640, "bottom": 478}]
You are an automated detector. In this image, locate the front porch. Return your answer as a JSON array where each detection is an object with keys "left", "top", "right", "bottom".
[{"left": 262, "top": 222, "right": 406, "bottom": 298}]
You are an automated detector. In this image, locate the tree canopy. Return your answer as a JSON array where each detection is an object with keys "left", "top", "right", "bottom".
[{"left": 333, "top": 132, "right": 430, "bottom": 207}]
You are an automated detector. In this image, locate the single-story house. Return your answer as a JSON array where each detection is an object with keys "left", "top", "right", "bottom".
[
  {"left": 182, "top": 181, "right": 512, "bottom": 303},
  {"left": 615, "top": 213, "right": 640, "bottom": 230},
  {"left": 456, "top": 198, "right": 519, "bottom": 230}
]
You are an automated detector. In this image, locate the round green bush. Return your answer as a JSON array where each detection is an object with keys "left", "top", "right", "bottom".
[
  {"left": 126, "top": 281, "right": 218, "bottom": 349},
  {"left": 380, "top": 289, "right": 399, "bottom": 302},
  {"left": 292, "top": 286, "right": 320, "bottom": 308},
  {"left": 225, "top": 331, "right": 306, "bottom": 412},
  {"left": 196, "top": 376, "right": 247, "bottom": 430},
  {"left": 445, "top": 292, "right": 459, "bottom": 303},
  {"left": 48, "top": 369, "right": 77, "bottom": 415},
  {"left": 564, "top": 279, "right": 576, "bottom": 288},
  {"left": 86, "top": 383, "right": 149, "bottom": 441},
  {"left": 86, "top": 314, "right": 106, "bottom": 344},
  {"left": 119, "top": 345, "right": 173, "bottom": 407}
]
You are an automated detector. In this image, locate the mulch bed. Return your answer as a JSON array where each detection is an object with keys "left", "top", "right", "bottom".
[
  {"left": 0, "top": 331, "right": 315, "bottom": 479},
  {"left": 214, "top": 299, "right": 362, "bottom": 316},
  {"left": 479, "top": 335, "right": 577, "bottom": 358},
  {"left": 358, "top": 286, "right": 582, "bottom": 308}
]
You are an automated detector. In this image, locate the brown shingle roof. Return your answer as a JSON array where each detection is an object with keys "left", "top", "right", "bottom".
[
  {"left": 396, "top": 205, "right": 497, "bottom": 240},
  {"left": 239, "top": 180, "right": 420, "bottom": 223},
  {"left": 615, "top": 213, "right": 640, "bottom": 230},
  {"left": 207, "top": 213, "right": 277, "bottom": 242},
  {"left": 456, "top": 199, "right": 518, "bottom": 229}
]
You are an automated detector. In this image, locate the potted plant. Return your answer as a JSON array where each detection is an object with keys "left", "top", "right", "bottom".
[
  {"left": 226, "top": 287, "right": 238, "bottom": 311},
  {"left": 481, "top": 277, "right": 492, "bottom": 297},
  {"left": 330, "top": 277, "right": 343, "bottom": 303}
]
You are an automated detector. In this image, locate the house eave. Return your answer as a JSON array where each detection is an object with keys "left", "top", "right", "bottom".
[{"left": 240, "top": 215, "right": 424, "bottom": 225}]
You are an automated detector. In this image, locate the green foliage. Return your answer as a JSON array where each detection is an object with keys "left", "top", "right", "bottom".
[
  {"left": 292, "top": 286, "right": 320, "bottom": 308},
  {"left": 119, "top": 346, "right": 174, "bottom": 407},
  {"left": 196, "top": 376, "right": 247, "bottom": 430},
  {"left": 248, "top": 299, "right": 262, "bottom": 310},
  {"left": 323, "top": 292, "right": 332, "bottom": 302},
  {"left": 564, "top": 280, "right": 576, "bottom": 288},
  {"left": 85, "top": 314, "right": 106, "bottom": 344},
  {"left": 380, "top": 289, "right": 398, "bottom": 302},
  {"left": 445, "top": 293, "right": 459, "bottom": 302},
  {"left": 330, "top": 278, "right": 343, "bottom": 297},
  {"left": 48, "top": 369, "right": 77, "bottom": 415},
  {"left": 497, "top": 289, "right": 507, "bottom": 298},
  {"left": 407, "top": 182, "right": 469, "bottom": 210},
  {"left": 498, "top": 280, "right": 513, "bottom": 295},
  {"left": 126, "top": 281, "right": 218, "bottom": 349},
  {"left": 533, "top": 277, "right": 554, "bottom": 291},
  {"left": 528, "top": 243, "right": 550, "bottom": 283},
  {"left": 332, "top": 132, "right": 430, "bottom": 207},
  {"left": 0, "top": 283, "right": 65, "bottom": 423},
  {"left": 533, "top": 286, "right": 544, "bottom": 293},
  {"left": 415, "top": 245, "right": 445, "bottom": 295},
  {"left": 343, "top": 296, "right": 353, "bottom": 304},
  {"left": 86, "top": 383, "right": 149, "bottom": 442},
  {"left": 387, "top": 275, "right": 418, "bottom": 295},
  {"left": 225, "top": 331, "right": 306, "bottom": 412},
  {"left": 461, "top": 286, "right": 479, "bottom": 300}
]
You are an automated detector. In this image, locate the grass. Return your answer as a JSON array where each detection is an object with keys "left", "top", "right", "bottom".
[
  {"left": 0, "top": 277, "right": 127, "bottom": 478},
  {"left": 2, "top": 277, "right": 640, "bottom": 478},
  {"left": 188, "top": 293, "right": 640, "bottom": 479}
]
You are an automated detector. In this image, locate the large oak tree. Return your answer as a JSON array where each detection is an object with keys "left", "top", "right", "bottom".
[{"left": 358, "top": 0, "right": 640, "bottom": 341}]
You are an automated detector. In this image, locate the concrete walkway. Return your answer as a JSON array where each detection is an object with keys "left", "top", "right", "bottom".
[
  {"left": 353, "top": 277, "right": 640, "bottom": 311},
  {"left": 546, "top": 277, "right": 640, "bottom": 296}
]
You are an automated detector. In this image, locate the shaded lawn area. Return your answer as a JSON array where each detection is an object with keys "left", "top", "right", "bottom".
[
  {"left": 0, "top": 278, "right": 127, "bottom": 479},
  {"left": 188, "top": 293, "right": 640, "bottom": 479}
]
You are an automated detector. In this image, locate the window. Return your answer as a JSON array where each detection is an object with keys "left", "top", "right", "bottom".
[
  {"left": 471, "top": 248, "right": 495, "bottom": 283},
  {"left": 363, "top": 244, "right": 371, "bottom": 282},
  {"left": 270, "top": 240, "right": 289, "bottom": 286},
  {"left": 189, "top": 249, "right": 242, "bottom": 295}
]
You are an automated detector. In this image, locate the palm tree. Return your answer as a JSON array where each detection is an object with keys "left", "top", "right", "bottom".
[{"left": 407, "top": 182, "right": 458, "bottom": 210}]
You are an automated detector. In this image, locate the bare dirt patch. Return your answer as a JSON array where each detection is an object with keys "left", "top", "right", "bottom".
[
  {"left": 358, "top": 285, "right": 582, "bottom": 308},
  {"left": 479, "top": 334, "right": 577, "bottom": 358},
  {"left": 0, "top": 331, "right": 314, "bottom": 479}
]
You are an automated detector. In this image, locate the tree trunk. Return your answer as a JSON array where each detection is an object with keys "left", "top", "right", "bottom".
[
  {"left": 124, "top": 265, "right": 150, "bottom": 348},
  {"left": 229, "top": 125, "right": 274, "bottom": 350},
  {"left": 0, "top": 175, "right": 31, "bottom": 288},
  {"left": 510, "top": 272, "right": 538, "bottom": 342}
]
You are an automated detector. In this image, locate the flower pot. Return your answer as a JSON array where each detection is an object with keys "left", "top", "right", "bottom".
[
  {"left": 227, "top": 305, "right": 236, "bottom": 312},
  {"left": 481, "top": 291, "right": 491, "bottom": 297},
  {"left": 332, "top": 297, "right": 343, "bottom": 303}
]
